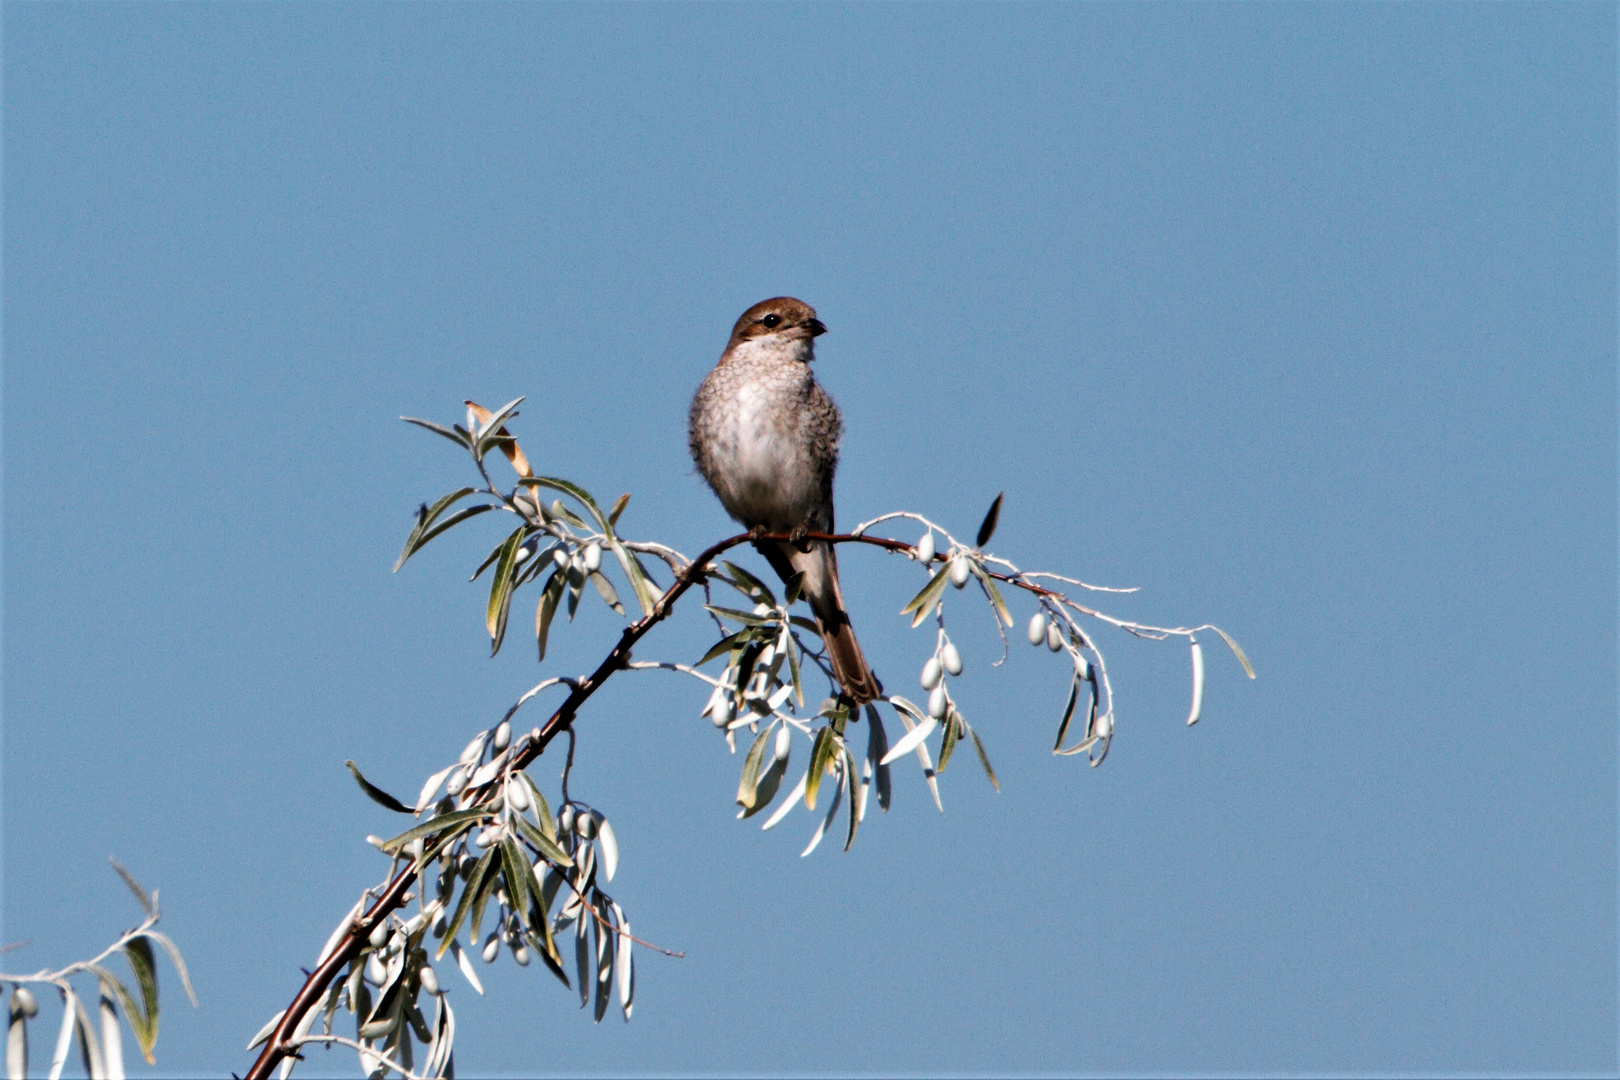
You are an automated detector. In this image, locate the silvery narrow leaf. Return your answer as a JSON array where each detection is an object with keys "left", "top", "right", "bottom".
[
  {"left": 864, "top": 705, "right": 892, "bottom": 811},
  {"left": 843, "top": 747, "right": 863, "bottom": 850},
  {"left": 450, "top": 941, "right": 484, "bottom": 995},
  {"left": 1027, "top": 611, "right": 1048, "bottom": 646},
  {"left": 941, "top": 642, "right": 963, "bottom": 676},
  {"left": 1211, "top": 626, "right": 1257, "bottom": 679},
  {"left": 800, "top": 761, "right": 844, "bottom": 857},
  {"left": 98, "top": 992, "right": 123, "bottom": 1080},
  {"left": 68, "top": 991, "right": 101, "bottom": 1080},
  {"left": 914, "top": 530, "right": 935, "bottom": 564},
  {"left": 1186, "top": 640, "right": 1205, "bottom": 726},
  {"left": 803, "top": 726, "right": 835, "bottom": 811},
  {"left": 7, "top": 1007, "right": 25, "bottom": 1080},
  {"left": 317, "top": 897, "right": 365, "bottom": 966},
  {"left": 46, "top": 989, "right": 73, "bottom": 1080},
  {"left": 589, "top": 570, "right": 624, "bottom": 615},
  {"left": 766, "top": 682, "right": 794, "bottom": 711},
  {"left": 761, "top": 769, "right": 807, "bottom": 830},
  {"left": 1052, "top": 674, "right": 1083, "bottom": 754},
  {"left": 597, "top": 819, "right": 619, "bottom": 882},
  {"left": 889, "top": 703, "right": 943, "bottom": 811},
  {"left": 415, "top": 765, "right": 458, "bottom": 813},
  {"left": 575, "top": 913, "right": 591, "bottom": 1008},
  {"left": 610, "top": 902, "right": 634, "bottom": 1022},
  {"left": 244, "top": 1009, "right": 287, "bottom": 1053},
  {"left": 594, "top": 913, "right": 613, "bottom": 1024}
]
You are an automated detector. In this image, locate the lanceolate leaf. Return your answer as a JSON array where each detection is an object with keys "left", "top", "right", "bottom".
[
  {"left": 401, "top": 416, "right": 472, "bottom": 450},
  {"left": 499, "top": 838, "right": 534, "bottom": 933},
  {"left": 971, "top": 565, "right": 1015, "bottom": 627},
  {"left": 864, "top": 704, "right": 892, "bottom": 811},
  {"left": 937, "top": 713, "right": 961, "bottom": 773},
  {"left": 735, "top": 726, "right": 772, "bottom": 811},
  {"left": 608, "top": 541, "right": 658, "bottom": 616},
  {"left": 512, "top": 812, "right": 573, "bottom": 869},
  {"left": 804, "top": 726, "right": 834, "bottom": 811},
  {"left": 843, "top": 745, "right": 862, "bottom": 851},
  {"left": 1211, "top": 626, "right": 1257, "bottom": 679},
  {"left": 1052, "top": 674, "right": 1083, "bottom": 754},
  {"left": 522, "top": 477, "right": 609, "bottom": 533},
  {"left": 536, "top": 569, "right": 564, "bottom": 660},
  {"left": 901, "top": 568, "right": 952, "bottom": 627},
  {"left": 486, "top": 527, "right": 527, "bottom": 653},
  {"left": 695, "top": 630, "right": 747, "bottom": 668},
  {"left": 122, "top": 938, "right": 160, "bottom": 1061},
  {"left": 437, "top": 849, "right": 495, "bottom": 961},
  {"left": 968, "top": 724, "right": 1000, "bottom": 791},
  {"left": 976, "top": 492, "right": 1004, "bottom": 547},
  {"left": 608, "top": 493, "right": 631, "bottom": 527},
  {"left": 380, "top": 808, "right": 487, "bottom": 855},
  {"left": 394, "top": 488, "right": 492, "bottom": 572},
  {"left": 720, "top": 561, "right": 776, "bottom": 607},
  {"left": 879, "top": 713, "right": 938, "bottom": 766},
  {"left": 345, "top": 761, "right": 414, "bottom": 814},
  {"left": 589, "top": 571, "right": 624, "bottom": 615}
]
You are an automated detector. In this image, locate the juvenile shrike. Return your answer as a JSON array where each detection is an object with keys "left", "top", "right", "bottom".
[{"left": 689, "top": 297, "right": 882, "bottom": 705}]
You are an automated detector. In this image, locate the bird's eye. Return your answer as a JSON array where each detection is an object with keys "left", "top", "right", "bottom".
[{"left": 760, "top": 314, "right": 782, "bottom": 329}]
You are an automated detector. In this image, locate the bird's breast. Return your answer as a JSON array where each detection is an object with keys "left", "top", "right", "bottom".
[{"left": 698, "top": 369, "right": 821, "bottom": 530}]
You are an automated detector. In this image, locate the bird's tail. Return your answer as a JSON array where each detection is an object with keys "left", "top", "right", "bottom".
[{"left": 757, "top": 539, "right": 882, "bottom": 706}]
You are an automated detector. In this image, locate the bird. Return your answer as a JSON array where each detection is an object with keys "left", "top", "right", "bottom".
[{"left": 689, "top": 297, "right": 883, "bottom": 705}]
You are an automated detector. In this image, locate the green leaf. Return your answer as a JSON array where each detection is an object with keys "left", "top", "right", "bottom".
[
  {"left": 401, "top": 416, "right": 472, "bottom": 449},
  {"left": 485, "top": 527, "right": 527, "bottom": 654},
  {"left": 735, "top": 727, "right": 773, "bottom": 811},
  {"left": 1212, "top": 626, "right": 1257, "bottom": 679},
  {"left": 738, "top": 755, "right": 786, "bottom": 819},
  {"left": 900, "top": 568, "right": 952, "bottom": 627},
  {"left": 124, "top": 938, "right": 160, "bottom": 1057},
  {"left": 704, "top": 604, "right": 775, "bottom": 627},
  {"left": 138, "top": 932, "right": 197, "bottom": 1007},
  {"left": 864, "top": 704, "right": 892, "bottom": 811},
  {"left": 976, "top": 492, "right": 1004, "bottom": 547},
  {"left": 520, "top": 772, "right": 555, "bottom": 840},
  {"left": 520, "top": 477, "right": 610, "bottom": 533},
  {"left": 470, "top": 852, "right": 503, "bottom": 943},
  {"left": 394, "top": 488, "right": 493, "bottom": 572},
  {"left": 938, "top": 712, "right": 961, "bottom": 773},
  {"left": 609, "top": 540, "right": 658, "bottom": 616},
  {"left": 511, "top": 811, "right": 574, "bottom": 869},
  {"left": 608, "top": 493, "right": 631, "bottom": 527},
  {"left": 1052, "top": 674, "right": 1083, "bottom": 753},
  {"left": 804, "top": 726, "right": 835, "bottom": 812},
  {"left": 695, "top": 629, "right": 748, "bottom": 668},
  {"left": 379, "top": 808, "right": 487, "bottom": 855},
  {"left": 589, "top": 571, "right": 625, "bottom": 615},
  {"left": 89, "top": 964, "right": 154, "bottom": 1066},
  {"left": 843, "top": 745, "right": 862, "bottom": 851},
  {"left": 536, "top": 569, "right": 564, "bottom": 661},
  {"left": 345, "top": 760, "right": 414, "bottom": 814},
  {"left": 785, "top": 632, "right": 804, "bottom": 708},
  {"left": 968, "top": 724, "right": 1000, "bottom": 791},
  {"left": 436, "top": 849, "right": 495, "bottom": 960},
  {"left": 500, "top": 837, "right": 535, "bottom": 932},
  {"left": 720, "top": 561, "right": 776, "bottom": 607},
  {"left": 971, "top": 564, "right": 1015, "bottom": 627}
]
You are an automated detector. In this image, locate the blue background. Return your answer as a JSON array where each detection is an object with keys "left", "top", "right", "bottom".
[{"left": 4, "top": 4, "right": 1614, "bottom": 1076}]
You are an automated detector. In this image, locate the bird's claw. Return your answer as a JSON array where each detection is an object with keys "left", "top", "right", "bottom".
[{"left": 789, "top": 522, "right": 812, "bottom": 551}]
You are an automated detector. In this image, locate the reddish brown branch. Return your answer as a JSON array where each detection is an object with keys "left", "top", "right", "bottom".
[{"left": 243, "top": 526, "right": 988, "bottom": 1080}]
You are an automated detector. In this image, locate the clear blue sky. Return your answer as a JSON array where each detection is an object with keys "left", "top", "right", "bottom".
[{"left": 4, "top": 4, "right": 1614, "bottom": 1076}]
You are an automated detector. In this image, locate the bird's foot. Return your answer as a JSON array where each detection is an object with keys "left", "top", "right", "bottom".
[
  {"left": 747, "top": 524, "right": 769, "bottom": 541},
  {"left": 788, "top": 521, "right": 812, "bottom": 552}
]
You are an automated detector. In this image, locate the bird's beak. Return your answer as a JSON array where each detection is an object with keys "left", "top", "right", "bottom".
[{"left": 805, "top": 318, "right": 827, "bottom": 338}]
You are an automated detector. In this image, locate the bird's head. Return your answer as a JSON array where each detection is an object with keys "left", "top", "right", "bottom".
[{"left": 724, "top": 297, "right": 827, "bottom": 360}]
